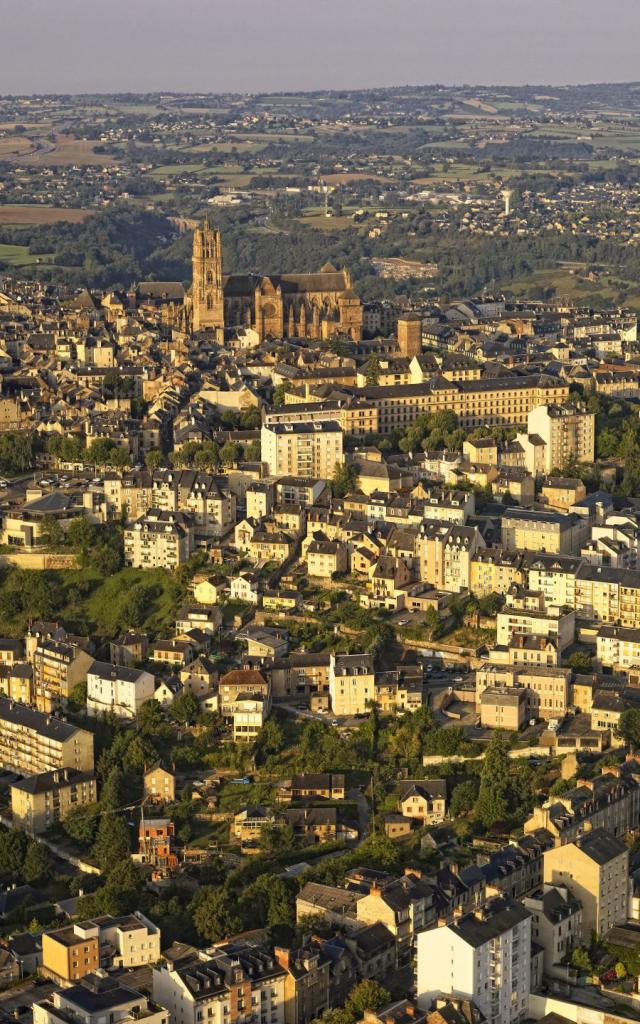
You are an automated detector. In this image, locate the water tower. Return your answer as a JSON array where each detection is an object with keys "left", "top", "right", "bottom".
[{"left": 501, "top": 189, "right": 513, "bottom": 217}]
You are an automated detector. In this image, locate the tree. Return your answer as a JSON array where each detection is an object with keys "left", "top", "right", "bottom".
[
  {"left": 92, "top": 814, "right": 131, "bottom": 873},
  {"left": 108, "top": 448, "right": 130, "bottom": 469},
  {"left": 345, "top": 980, "right": 390, "bottom": 1018},
  {"left": 220, "top": 441, "right": 242, "bottom": 466},
  {"left": 67, "top": 517, "right": 97, "bottom": 554},
  {"left": 63, "top": 804, "right": 100, "bottom": 847},
  {"left": 191, "top": 886, "right": 242, "bottom": 943},
  {"left": 617, "top": 707, "right": 640, "bottom": 749},
  {"left": 41, "top": 514, "right": 65, "bottom": 548},
  {"left": 571, "top": 946, "right": 592, "bottom": 973},
  {"left": 365, "top": 357, "right": 380, "bottom": 386},
  {"left": 0, "top": 828, "right": 28, "bottom": 882},
  {"left": 567, "top": 650, "right": 593, "bottom": 673},
  {"left": 256, "top": 716, "right": 285, "bottom": 758},
  {"left": 450, "top": 779, "right": 479, "bottom": 817},
  {"left": 244, "top": 440, "right": 262, "bottom": 462},
  {"left": 332, "top": 462, "right": 359, "bottom": 499},
  {"left": 169, "top": 689, "right": 200, "bottom": 726},
  {"left": 68, "top": 681, "right": 87, "bottom": 712},
  {"left": 239, "top": 407, "right": 261, "bottom": 429},
  {"left": 87, "top": 438, "right": 116, "bottom": 465},
  {"left": 22, "top": 841, "right": 53, "bottom": 884},
  {"left": 424, "top": 606, "right": 441, "bottom": 635},
  {"left": 145, "top": 449, "right": 164, "bottom": 471},
  {"left": 475, "top": 731, "right": 512, "bottom": 828}
]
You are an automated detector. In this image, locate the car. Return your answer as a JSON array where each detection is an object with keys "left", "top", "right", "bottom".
[
  {"left": 330, "top": 719, "right": 339, "bottom": 726},
  {"left": 454, "top": 675, "right": 464, "bottom": 683}
]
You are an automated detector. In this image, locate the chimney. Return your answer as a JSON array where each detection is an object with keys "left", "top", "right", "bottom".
[
  {"left": 453, "top": 905, "right": 464, "bottom": 919},
  {"left": 404, "top": 867, "right": 421, "bottom": 879},
  {"left": 405, "top": 1007, "right": 415, "bottom": 1018},
  {"left": 582, "top": 820, "right": 593, "bottom": 834},
  {"left": 577, "top": 778, "right": 594, "bottom": 791},
  {"left": 370, "top": 884, "right": 382, "bottom": 897}
]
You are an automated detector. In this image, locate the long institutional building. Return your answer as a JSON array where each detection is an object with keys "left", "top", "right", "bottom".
[{"left": 266, "top": 374, "right": 570, "bottom": 437}]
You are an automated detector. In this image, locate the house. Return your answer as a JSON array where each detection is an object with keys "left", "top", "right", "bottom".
[
  {"left": 144, "top": 764, "right": 176, "bottom": 805},
  {"left": 236, "top": 626, "right": 289, "bottom": 659},
  {"left": 397, "top": 780, "right": 447, "bottom": 825},
  {"left": 278, "top": 774, "right": 346, "bottom": 803}
]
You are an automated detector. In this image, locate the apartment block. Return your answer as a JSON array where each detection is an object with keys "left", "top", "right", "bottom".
[
  {"left": 416, "top": 897, "right": 532, "bottom": 1024},
  {"left": 359, "top": 374, "right": 569, "bottom": 435},
  {"left": 261, "top": 421, "right": 343, "bottom": 478},
  {"left": 32, "top": 640, "right": 94, "bottom": 713},
  {"left": 11, "top": 768, "right": 96, "bottom": 833},
  {"left": 0, "top": 696, "right": 94, "bottom": 775},
  {"left": 522, "top": 884, "right": 582, "bottom": 973},
  {"left": 543, "top": 827, "right": 628, "bottom": 940},
  {"left": 527, "top": 403, "right": 595, "bottom": 474},
  {"left": 124, "top": 509, "right": 194, "bottom": 569},
  {"left": 524, "top": 765, "right": 640, "bottom": 845}
]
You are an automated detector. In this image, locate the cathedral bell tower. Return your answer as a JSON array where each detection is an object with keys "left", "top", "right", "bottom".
[{"left": 192, "top": 219, "right": 224, "bottom": 333}]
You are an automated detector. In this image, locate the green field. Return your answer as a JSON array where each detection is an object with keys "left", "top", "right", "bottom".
[
  {"left": 0, "top": 243, "right": 50, "bottom": 266},
  {"left": 147, "top": 162, "right": 206, "bottom": 178}
]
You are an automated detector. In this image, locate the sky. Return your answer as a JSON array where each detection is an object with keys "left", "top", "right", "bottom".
[{"left": 1, "top": 0, "right": 640, "bottom": 95}]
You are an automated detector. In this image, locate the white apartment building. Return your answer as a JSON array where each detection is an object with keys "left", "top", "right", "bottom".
[
  {"left": 86, "top": 661, "right": 155, "bottom": 720},
  {"left": 596, "top": 624, "right": 640, "bottom": 670},
  {"left": 124, "top": 509, "right": 194, "bottom": 569},
  {"left": 526, "top": 403, "right": 595, "bottom": 474},
  {"left": 261, "top": 421, "right": 343, "bottom": 478},
  {"left": 416, "top": 897, "right": 531, "bottom": 1024}
]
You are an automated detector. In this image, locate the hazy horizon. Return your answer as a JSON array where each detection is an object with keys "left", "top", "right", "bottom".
[{"left": 2, "top": 0, "right": 640, "bottom": 96}]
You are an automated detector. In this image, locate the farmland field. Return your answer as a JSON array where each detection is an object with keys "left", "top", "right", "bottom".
[
  {"left": 0, "top": 204, "right": 90, "bottom": 225},
  {"left": 15, "top": 133, "right": 115, "bottom": 166}
]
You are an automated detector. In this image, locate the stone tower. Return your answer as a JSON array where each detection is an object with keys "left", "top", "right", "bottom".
[
  {"left": 397, "top": 314, "right": 422, "bottom": 357},
  {"left": 192, "top": 219, "right": 224, "bottom": 333}
]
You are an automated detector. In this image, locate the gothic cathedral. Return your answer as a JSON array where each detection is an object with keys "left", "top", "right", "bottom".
[{"left": 189, "top": 219, "right": 362, "bottom": 343}]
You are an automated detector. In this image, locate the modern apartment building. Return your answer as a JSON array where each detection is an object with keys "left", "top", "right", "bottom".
[
  {"left": 527, "top": 403, "right": 595, "bottom": 474},
  {"left": 416, "top": 897, "right": 532, "bottom": 1024},
  {"left": 11, "top": 767, "right": 96, "bottom": 833},
  {"left": 0, "top": 696, "right": 94, "bottom": 775},
  {"left": 124, "top": 509, "right": 194, "bottom": 569},
  {"left": 32, "top": 640, "right": 94, "bottom": 713},
  {"left": 543, "top": 827, "right": 628, "bottom": 940},
  {"left": 261, "top": 421, "right": 343, "bottom": 478}
]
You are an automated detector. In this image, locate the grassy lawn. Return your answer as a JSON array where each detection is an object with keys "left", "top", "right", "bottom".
[{"left": 0, "top": 243, "right": 52, "bottom": 266}]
